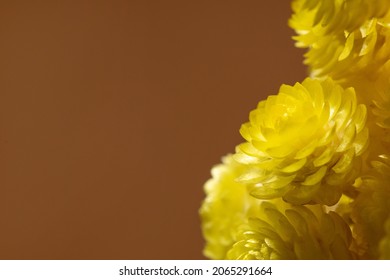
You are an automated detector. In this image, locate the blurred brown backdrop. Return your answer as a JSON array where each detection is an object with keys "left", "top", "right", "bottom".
[{"left": 0, "top": 0, "right": 305, "bottom": 259}]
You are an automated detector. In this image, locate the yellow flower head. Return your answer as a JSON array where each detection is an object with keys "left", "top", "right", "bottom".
[
  {"left": 290, "top": 0, "right": 390, "bottom": 81},
  {"left": 199, "top": 154, "right": 258, "bottom": 259},
  {"left": 235, "top": 78, "right": 368, "bottom": 205},
  {"left": 351, "top": 155, "right": 390, "bottom": 259},
  {"left": 227, "top": 200, "right": 355, "bottom": 260}
]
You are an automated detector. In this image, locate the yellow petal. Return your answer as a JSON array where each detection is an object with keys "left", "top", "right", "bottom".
[
  {"left": 250, "top": 180, "right": 293, "bottom": 200},
  {"left": 313, "top": 147, "right": 334, "bottom": 167},
  {"left": 353, "top": 127, "right": 369, "bottom": 156},
  {"left": 332, "top": 148, "right": 355, "bottom": 174},
  {"left": 282, "top": 158, "right": 307, "bottom": 173},
  {"left": 336, "top": 123, "right": 356, "bottom": 153},
  {"left": 302, "top": 166, "right": 327, "bottom": 186},
  {"left": 353, "top": 104, "right": 367, "bottom": 133},
  {"left": 339, "top": 31, "right": 355, "bottom": 61},
  {"left": 295, "top": 139, "right": 318, "bottom": 159}
]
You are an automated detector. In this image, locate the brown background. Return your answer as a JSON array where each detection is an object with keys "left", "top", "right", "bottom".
[{"left": 0, "top": 0, "right": 305, "bottom": 259}]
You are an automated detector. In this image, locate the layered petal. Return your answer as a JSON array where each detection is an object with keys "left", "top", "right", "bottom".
[
  {"left": 235, "top": 78, "right": 368, "bottom": 205},
  {"left": 199, "top": 154, "right": 258, "bottom": 259},
  {"left": 351, "top": 155, "right": 390, "bottom": 259},
  {"left": 227, "top": 200, "right": 355, "bottom": 260},
  {"left": 290, "top": 0, "right": 390, "bottom": 82}
]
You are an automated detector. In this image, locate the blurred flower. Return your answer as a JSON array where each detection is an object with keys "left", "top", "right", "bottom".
[
  {"left": 372, "top": 63, "right": 390, "bottom": 146},
  {"left": 227, "top": 200, "right": 355, "bottom": 260},
  {"left": 373, "top": 85, "right": 390, "bottom": 132},
  {"left": 351, "top": 155, "right": 390, "bottom": 259},
  {"left": 289, "top": 0, "right": 390, "bottom": 82},
  {"left": 199, "top": 154, "right": 259, "bottom": 259},
  {"left": 235, "top": 78, "right": 368, "bottom": 205},
  {"left": 379, "top": 219, "right": 390, "bottom": 259}
]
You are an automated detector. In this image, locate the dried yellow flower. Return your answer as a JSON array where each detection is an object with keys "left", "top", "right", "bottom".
[
  {"left": 290, "top": 0, "right": 390, "bottom": 81},
  {"left": 351, "top": 155, "right": 390, "bottom": 259},
  {"left": 235, "top": 78, "right": 368, "bottom": 205},
  {"left": 227, "top": 200, "right": 355, "bottom": 260},
  {"left": 199, "top": 155, "right": 258, "bottom": 259}
]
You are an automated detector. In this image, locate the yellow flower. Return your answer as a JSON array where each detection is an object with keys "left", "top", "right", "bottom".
[
  {"left": 351, "top": 155, "right": 390, "bottom": 259},
  {"left": 199, "top": 154, "right": 259, "bottom": 259},
  {"left": 235, "top": 78, "right": 368, "bottom": 205},
  {"left": 227, "top": 200, "right": 355, "bottom": 260},
  {"left": 343, "top": 61, "right": 390, "bottom": 162},
  {"left": 289, "top": 0, "right": 390, "bottom": 81}
]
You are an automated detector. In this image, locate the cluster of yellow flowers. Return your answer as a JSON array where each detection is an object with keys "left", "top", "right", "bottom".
[{"left": 200, "top": 0, "right": 390, "bottom": 260}]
